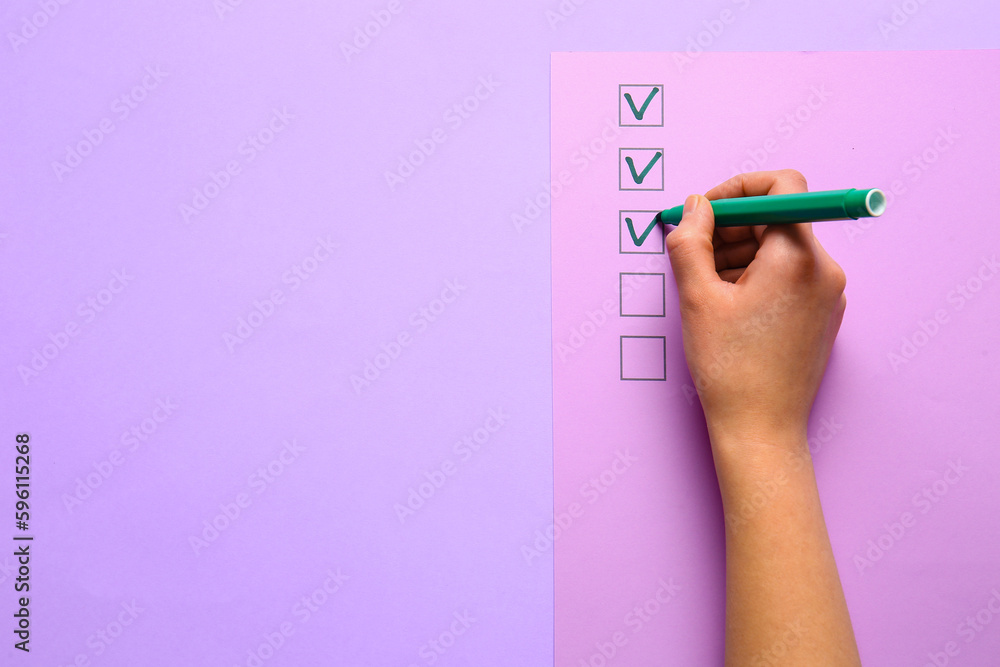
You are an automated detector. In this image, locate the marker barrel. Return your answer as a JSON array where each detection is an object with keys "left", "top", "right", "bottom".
[{"left": 659, "top": 188, "right": 885, "bottom": 227}]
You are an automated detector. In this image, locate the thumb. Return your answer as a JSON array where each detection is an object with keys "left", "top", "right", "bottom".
[{"left": 666, "top": 194, "right": 719, "bottom": 299}]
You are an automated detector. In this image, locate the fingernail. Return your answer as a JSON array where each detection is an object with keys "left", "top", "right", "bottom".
[{"left": 682, "top": 195, "right": 699, "bottom": 217}]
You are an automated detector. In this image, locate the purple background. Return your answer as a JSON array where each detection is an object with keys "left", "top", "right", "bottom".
[{"left": 0, "top": 1, "right": 997, "bottom": 665}]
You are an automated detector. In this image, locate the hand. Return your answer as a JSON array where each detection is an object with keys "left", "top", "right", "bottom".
[{"left": 666, "top": 170, "right": 847, "bottom": 449}]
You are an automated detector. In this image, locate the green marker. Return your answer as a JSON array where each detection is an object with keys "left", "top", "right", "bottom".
[{"left": 656, "top": 188, "right": 886, "bottom": 227}]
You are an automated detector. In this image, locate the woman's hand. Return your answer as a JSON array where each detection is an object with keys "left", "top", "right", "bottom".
[{"left": 666, "top": 169, "right": 847, "bottom": 449}]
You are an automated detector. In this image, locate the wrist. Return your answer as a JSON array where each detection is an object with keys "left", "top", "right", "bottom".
[
  {"left": 707, "top": 425, "right": 817, "bottom": 519},
  {"left": 707, "top": 414, "right": 810, "bottom": 471},
  {"left": 706, "top": 414, "right": 808, "bottom": 456}
]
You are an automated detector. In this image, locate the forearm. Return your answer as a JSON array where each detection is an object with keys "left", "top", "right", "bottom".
[{"left": 710, "top": 429, "right": 861, "bottom": 666}]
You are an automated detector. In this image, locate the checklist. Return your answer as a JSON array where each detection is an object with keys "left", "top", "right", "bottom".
[{"left": 615, "top": 87, "right": 669, "bottom": 380}]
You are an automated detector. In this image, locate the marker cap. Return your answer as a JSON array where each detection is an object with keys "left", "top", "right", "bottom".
[{"left": 844, "top": 188, "right": 886, "bottom": 218}]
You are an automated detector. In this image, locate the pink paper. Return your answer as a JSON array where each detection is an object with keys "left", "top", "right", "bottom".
[{"left": 552, "top": 51, "right": 1000, "bottom": 666}]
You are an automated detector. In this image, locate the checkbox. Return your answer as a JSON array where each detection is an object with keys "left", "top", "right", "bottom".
[
  {"left": 619, "top": 148, "right": 664, "bottom": 191},
  {"left": 620, "top": 273, "right": 666, "bottom": 318},
  {"left": 619, "top": 84, "right": 663, "bottom": 127},
  {"left": 619, "top": 210, "right": 664, "bottom": 254},
  {"left": 620, "top": 336, "right": 666, "bottom": 381}
]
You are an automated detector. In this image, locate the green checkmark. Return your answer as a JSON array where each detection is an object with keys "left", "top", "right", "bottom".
[
  {"left": 625, "top": 151, "right": 662, "bottom": 184},
  {"left": 624, "top": 87, "right": 660, "bottom": 121},
  {"left": 624, "top": 216, "right": 659, "bottom": 246}
]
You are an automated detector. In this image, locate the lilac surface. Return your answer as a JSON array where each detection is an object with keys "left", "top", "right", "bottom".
[{"left": 0, "top": 1, "right": 997, "bottom": 665}]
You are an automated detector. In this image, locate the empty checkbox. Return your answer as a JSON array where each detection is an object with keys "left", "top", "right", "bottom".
[
  {"left": 620, "top": 335, "right": 666, "bottom": 381},
  {"left": 620, "top": 273, "right": 665, "bottom": 317}
]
